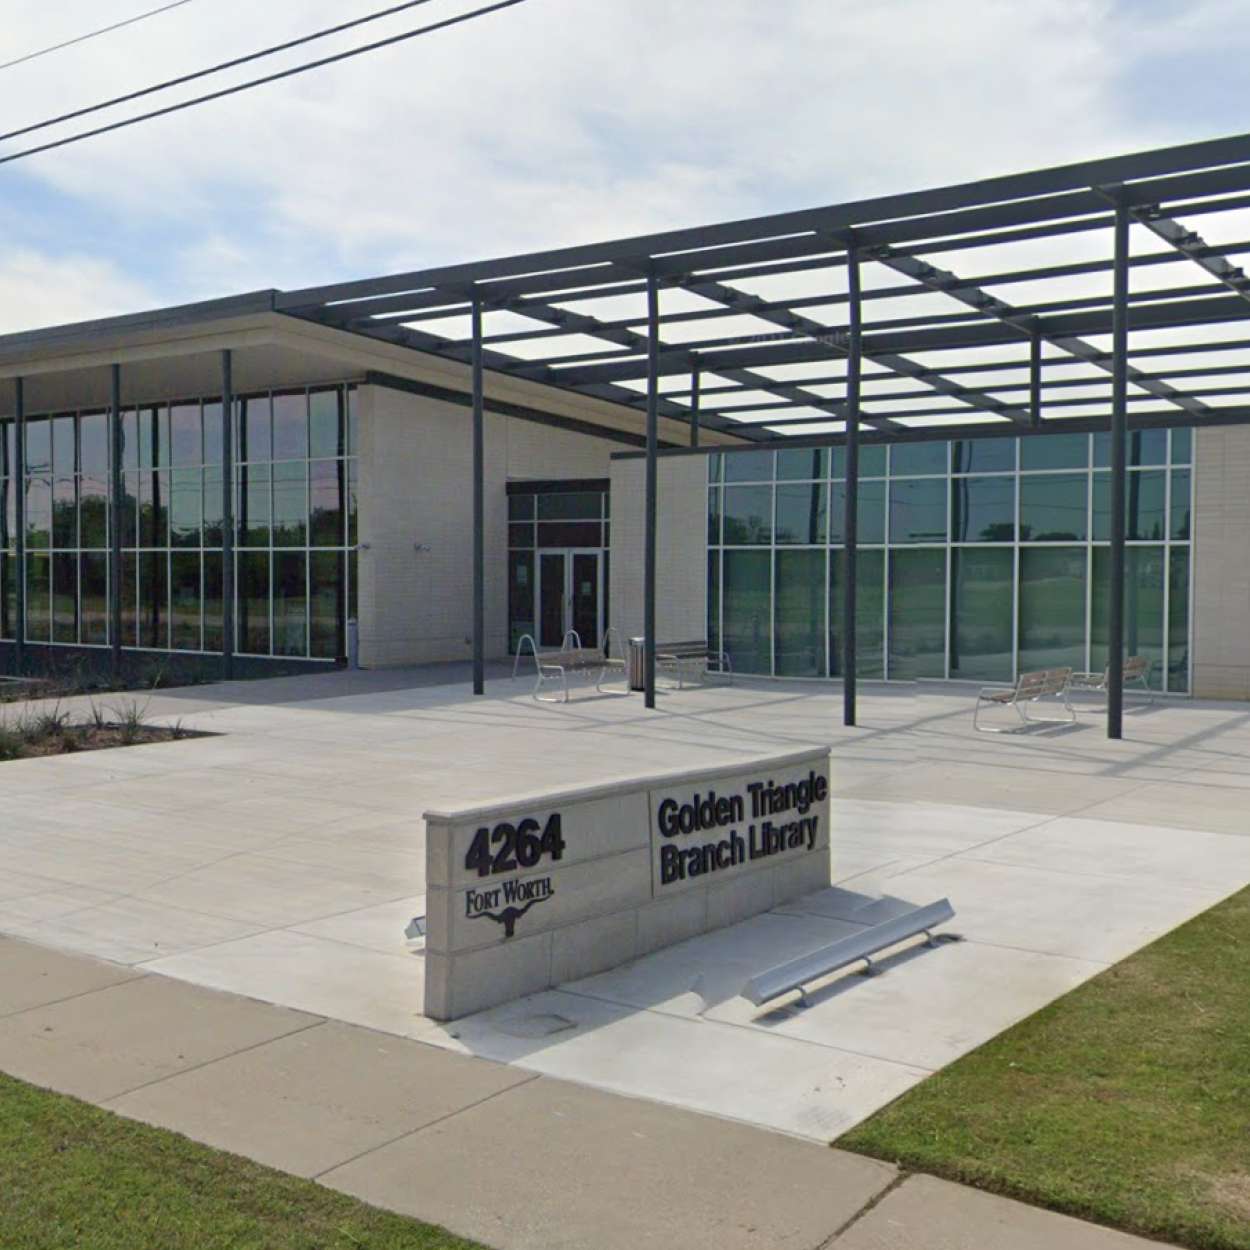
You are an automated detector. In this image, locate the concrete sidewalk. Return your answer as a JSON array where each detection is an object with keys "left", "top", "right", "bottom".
[{"left": 1, "top": 935, "right": 1176, "bottom": 1250}]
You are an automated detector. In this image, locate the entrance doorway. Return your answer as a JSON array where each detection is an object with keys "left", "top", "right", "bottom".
[{"left": 537, "top": 549, "right": 603, "bottom": 648}]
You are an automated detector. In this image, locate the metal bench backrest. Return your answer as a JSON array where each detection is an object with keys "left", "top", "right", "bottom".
[
  {"left": 1016, "top": 667, "right": 1071, "bottom": 700},
  {"left": 659, "top": 640, "right": 712, "bottom": 658},
  {"left": 1123, "top": 655, "right": 1149, "bottom": 681}
]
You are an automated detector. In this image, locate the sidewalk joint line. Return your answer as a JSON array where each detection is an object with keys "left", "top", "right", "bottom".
[{"left": 818, "top": 1169, "right": 910, "bottom": 1248}]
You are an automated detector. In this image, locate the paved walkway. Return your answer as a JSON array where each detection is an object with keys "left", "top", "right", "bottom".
[{"left": 0, "top": 934, "right": 1176, "bottom": 1250}]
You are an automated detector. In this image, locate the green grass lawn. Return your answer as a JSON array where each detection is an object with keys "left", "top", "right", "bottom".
[
  {"left": 0, "top": 1072, "right": 486, "bottom": 1250},
  {"left": 842, "top": 886, "right": 1250, "bottom": 1250}
]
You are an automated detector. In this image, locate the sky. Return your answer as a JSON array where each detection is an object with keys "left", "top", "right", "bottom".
[{"left": 1, "top": 0, "right": 1249, "bottom": 335}]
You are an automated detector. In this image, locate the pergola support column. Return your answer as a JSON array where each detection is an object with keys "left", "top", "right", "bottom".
[
  {"left": 221, "top": 350, "right": 235, "bottom": 681},
  {"left": 13, "top": 377, "right": 25, "bottom": 675},
  {"left": 471, "top": 289, "right": 485, "bottom": 696},
  {"left": 644, "top": 269, "right": 659, "bottom": 710},
  {"left": 108, "top": 365, "right": 123, "bottom": 677},
  {"left": 842, "top": 247, "right": 862, "bottom": 728},
  {"left": 689, "top": 366, "right": 700, "bottom": 448},
  {"left": 1108, "top": 199, "right": 1130, "bottom": 740}
]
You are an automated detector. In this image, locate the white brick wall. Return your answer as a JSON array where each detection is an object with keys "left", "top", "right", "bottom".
[
  {"left": 356, "top": 384, "right": 618, "bottom": 667},
  {"left": 1193, "top": 425, "right": 1250, "bottom": 699},
  {"left": 608, "top": 454, "right": 709, "bottom": 643}
]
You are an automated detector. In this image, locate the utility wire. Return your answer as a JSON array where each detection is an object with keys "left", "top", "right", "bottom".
[
  {"left": 0, "top": 0, "right": 529, "bottom": 168},
  {"left": 1, "top": 0, "right": 442, "bottom": 145},
  {"left": 0, "top": 1, "right": 197, "bottom": 74}
]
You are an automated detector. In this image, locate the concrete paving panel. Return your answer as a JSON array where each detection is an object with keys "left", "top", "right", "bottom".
[
  {"left": 0, "top": 937, "right": 141, "bottom": 1017},
  {"left": 0, "top": 973, "right": 319, "bottom": 1101},
  {"left": 322, "top": 1075, "right": 897, "bottom": 1250},
  {"left": 109, "top": 1019, "right": 533, "bottom": 1178}
]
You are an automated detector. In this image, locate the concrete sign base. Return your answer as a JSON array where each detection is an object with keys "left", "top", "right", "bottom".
[{"left": 424, "top": 747, "right": 831, "bottom": 1020}]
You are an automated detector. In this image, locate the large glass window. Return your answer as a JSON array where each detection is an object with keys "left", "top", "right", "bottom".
[
  {"left": 890, "top": 479, "right": 948, "bottom": 544},
  {"left": 1020, "top": 473, "right": 1087, "bottom": 542},
  {"left": 952, "top": 476, "right": 1015, "bottom": 543},
  {"left": 722, "top": 550, "right": 772, "bottom": 674},
  {"left": 829, "top": 549, "right": 884, "bottom": 678},
  {"left": 1019, "top": 547, "right": 1086, "bottom": 672},
  {"left": 950, "top": 548, "right": 1013, "bottom": 682},
  {"left": 888, "top": 548, "right": 946, "bottom": 678},
  {"left": 1091, "top": 546, "right": 1166, "bottom": 690},
  {"left": 775, "top": 549, "right": 826, "bottom": 676},
  {"left": 775, "top": 482, "right": 826, "bottom": 545}
]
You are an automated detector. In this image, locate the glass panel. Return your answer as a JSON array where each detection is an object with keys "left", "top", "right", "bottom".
[
  {"left": 170, "top": 552, "right": 202, "bottom": 651},
  {"left": 346, "top": 460, "right": 358, "bottom": 548},
  {"left": 774, "top": 481, "right": 826, "bottom": 545},
  {"left": 273, "top": 551, "right": 308, "bottom": 657},
  {"left": 26, "top": 553, "right": 50, "bottom": 642},
  {"left": 707, "top": 549, "right": 720, "bottom": 657},
  {"left": 139, "top": 470, "right": 169, "bottom": 548},
  {"left": 952, "top": 475, "right": 1015, "bottom": 543},
  {"left": 310, "top": 460, "right": 344, "bottom": 547},
  {"left": 138, "top": 406, "right": 167, "bottom": 469},
  {"left": 310, "top": 550, "right": 344, "bottom": 658},
  {"left": 707, "top": 485, "right": 721, "bottom": 545},
  {"left": 722, "top": 485, "right": 772, "bottom": 544},
  {"left": 0, "top": 552, "right": 12, "bottom": 641},
  {"left": 1171, "top": 427, "right": 1192, "bottom": 465},
  {"left": 888, "top": 548, "right": 946, "bottom": 678},
  {"left": 538, "top": 552, "right": 565, "bottom": 648},
  {"left": 722, "top": 550, "right": 771, "bottom": 674},
  {"left": 570, "top": 552, "right": 599, "bottom": 647},
  {"left": 1019, "top": 546, "right": 1086, "bottom": 672},
  {"left": 1091, "top": 470, "right": 1166, "bottom": 541},
  {"left": 508, "top": 493, "right": 535, "bottom": 520},
  {"left": 953, "top": 438, "right": 1014, "bottom": 474},
  {"left": 120, "top": 472, "right": 138, "bottom": 547},
  {"left": 1171, "top": 470, "right": 1190, "bottom": 540},
  {"left": 775, "top": 549, "right": 826, "bottom": 677},
  {"left": 830, "top": 549, "right": 885, "bottom": 678},
  {"left": 950, "top": 548, "right": 1013, "bottom": 682},
  {"left": 890, "top": 441, "right": 947, "bottom": 476},
  {"left": 272, "top": 392, "right": 309, "bottom": 461},
  {"left": 121, "top": 411, "right": 139, "bottom": 471},
  {"left": 272, "top": 461, "right": 308, "bottom": 547},
  {"left": 509, "top": 551, "right": 535, "bottom": 651},
  {"left": 723, "top": 450, "right": 774, "bottom": 482},
  {"left": 80, "top": 552, "right": 108, "bottom": 646},
  {"left": 203, "top": 467, "right": 224, "bottom": 547},
  {"left": 139, "top": 550, "right": 168, "bottom": 649},
  {"left": 80, "top": 476, "right": 108, "bottom": 548},
  {"left": 1168, "top": 548, "right": 1189, "bottom": 693},
  {"left": 237, "top": 551, "right": 270, "bottom": 654},
  {"left": 1022, "top": 432, "right": 1088, "bottom": 470},
  {"left": 79, "top": 412, "right": 109, "bottom": 475},
  {"left": 309, "top": 389, "right": 344, "bottom": 459},
  {"left": 1090, "top": 546, "right": 1165, "bottom": 690},
  {"left": 202, "top": 402, "right": 223, "bottom": 466},
  {"left": 52, "top": 415, "right": 76, "bottom": 475},
  {"left": 121, "top": 553, "right": 137, "bottom": 646},
  {"left": 25, "top": 417, "right": 51, "bottom": 474},
  {"left": 240, "top": 395, "right": 272, "bottom": 462},
  {"left": 536, "top": 521, "right": 600, "bottom": 547},
  {"left": 707, "top": 451, "right": 722, "bottom": 483},
  {"left": 537, "top": 492, "right": 601, "bottom": 520},
  {"left": 52, "top": 477, "right": 77, "bottom": 547},
  {"left": 829, "top": 479, "right": 886, "bottom": 545},
  {"left": 170, "top": 469, "right": 202, "bottom": 548},
  {"left": 170, "top": 403, "right": 202, "bottom": 467},
  {"left": 776, "top": 448, "right": 828, "bottom": 480},
  {"left": 203, "top": 553, "right": 224, "bottom": 652},
  {"left": 346, "top": 387, "right": 359, "bottom": 457},
  {"left": 1020, "top": 473, "right": 1087, "bottom": 541},
  {"left": 508, "top": 523, "right": 534, "bottom": 549},
  {"left": 52, "top": 552, "right": 78, "bottom": 643},
  {"left": 239, "top": 464, "right": 271, "bottom": 547},
  {"left": 858, "top": 445, "right": 887, "bottom": 477},
  {"left": 889, "top": 479, "right": 947, "bottom": 543},
  {"left": 1093, "top": 428, "right": 1167, "bottom": 468},
  {"left": 25, "top": 477, "right": 51, "bottom": 548}
]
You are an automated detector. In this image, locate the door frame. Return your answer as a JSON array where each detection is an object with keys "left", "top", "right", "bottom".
[{"left": 534, "top": 548, "right": 603, "bottom": 648}]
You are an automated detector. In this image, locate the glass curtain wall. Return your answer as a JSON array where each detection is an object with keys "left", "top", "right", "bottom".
[
  {"left": 707, "top": 428, "right": 1193, "bottom": 693},
  {"left": 0, "top": 385, "right": 358, "bottom": 661}
]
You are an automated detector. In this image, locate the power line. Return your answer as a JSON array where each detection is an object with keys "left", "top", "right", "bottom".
[
  {"left": 0, "top": 1, "right": 197, "bottom": 74},
  {"left": 0, "top": 0, "right": 530, "bottom": 168},
  {"left": 1, "top": 0, "right": 442, "bottom": 145}
]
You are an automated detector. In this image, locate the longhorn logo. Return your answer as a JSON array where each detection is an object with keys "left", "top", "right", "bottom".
[{"left": 470, "top": 897, "right": 545, "bottom": 938}]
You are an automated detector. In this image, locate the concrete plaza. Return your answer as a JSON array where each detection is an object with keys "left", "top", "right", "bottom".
[{"left": 3, "top": 667, "right": 1250, "bottom": 1145}]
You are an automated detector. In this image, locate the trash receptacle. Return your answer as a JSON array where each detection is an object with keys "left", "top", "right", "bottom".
[{"left": 627, "top": 637, "right": 646, "bottom": 691}]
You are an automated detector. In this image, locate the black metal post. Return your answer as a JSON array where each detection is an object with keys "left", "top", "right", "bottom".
[
  {"left": 1030, "top": 329, "right": 1042, "bottom": 429},
  {"left": 471, "top": 289, "right": 485, "bottom": 696},
  {"left": 13, "top": 377, "right": 25, "bottom": 675},
  {"left": 842, "top": 248, "right": 861, "bottom": 727},
  {"left": 221, "top": 350, "right": 235, "bottom": 681},
  {"left": 1108, "top": 199, "right": 1129, "bottom": 740},
  {"left": 644, "top": 269, "right": 659, "bottom": 710},
  {"left": 689, "top": 366, "right": 700, "bottom": 449},
  {"left": 108, "top": 365, "right": 123, "bottom": 677}
]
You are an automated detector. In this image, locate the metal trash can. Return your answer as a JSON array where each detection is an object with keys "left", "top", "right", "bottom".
[{"left": 627, "top": 637, "right": 646, "bottom": 691}]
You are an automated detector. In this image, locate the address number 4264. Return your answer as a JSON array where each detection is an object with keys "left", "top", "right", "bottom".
[{"left": 464, "top": 814, "right": 565, "bottom": 878}]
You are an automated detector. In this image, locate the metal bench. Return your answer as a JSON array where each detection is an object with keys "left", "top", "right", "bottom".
[
  {"left": 1070, "top": 655, "right": 1155, "bottom": 706},
  {"left": 513, "top": 630, "right": 629, "bottom": 703},
  {"left": 655, "top": 639, "right": 733, "bottom": 689},
  {"left": 973, "top": 666, "right": 1075, "bottom": 732},
  {"left": 743, "top": 898, "right": 959, "bottom": 1009}
]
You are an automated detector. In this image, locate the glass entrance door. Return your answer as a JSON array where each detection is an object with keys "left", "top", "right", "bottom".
[{"left": 536, "top": 549, "right": 601, "bottom": 648}]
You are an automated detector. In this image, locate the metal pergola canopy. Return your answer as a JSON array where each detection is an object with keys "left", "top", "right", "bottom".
[{"left": 275, "top": 130, "right": 1250, "bottom": 450}]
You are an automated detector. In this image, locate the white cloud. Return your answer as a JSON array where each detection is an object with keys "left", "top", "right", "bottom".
[{"left": 0, "top": 249, "right": 157, "bottom": 333}]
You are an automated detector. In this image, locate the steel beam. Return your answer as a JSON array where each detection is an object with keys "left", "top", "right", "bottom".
[
  {"left": 843, "top": 249, "right": 862, "bottom": 728},
  {"left": 109, "top": 364, "right": 123, "bottom": 677},
  {"left": 221, "top": 349, "right": 235, "bottom": 681},
  {"left": 689, "top": 366, "right": 700, "bottom": 448},
  {"left": 13, "top": 377, "right": 24, "bottom": 674},
  {"left": 1109, "top": 201, "right": 1130, "bottom": 741},
  {"left": 1130, "top": 205, "right": 1250, "bottom": 306},
  {"left": 471, "top": 290, "right": 485, "bottom": 697},
  {"left": 644, "top": 271, "right": 659, "bottom": 710},
  {"left": 870, "top": 246, "right": 1211, "bottom": 417}
]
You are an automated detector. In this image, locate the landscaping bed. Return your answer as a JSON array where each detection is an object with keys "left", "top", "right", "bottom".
[
  {"left": 0, "top": 702, "right": 208, "bottom": 761},
  {"left": 841, "top": 886, "right": 1250, "bottom": 1250}
]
